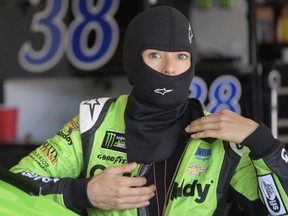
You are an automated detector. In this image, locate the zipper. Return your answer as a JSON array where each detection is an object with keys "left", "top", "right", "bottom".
[
  {"left": 162, "top": 139, "right": 191, "bottom": 215},
  {"left": 137, "top": 163, "right": 152, "bottom": 216}
]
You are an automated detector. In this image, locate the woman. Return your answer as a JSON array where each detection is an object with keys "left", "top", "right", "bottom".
[{"left": 11, "top": 6, "right": 288, "bottom": 216}]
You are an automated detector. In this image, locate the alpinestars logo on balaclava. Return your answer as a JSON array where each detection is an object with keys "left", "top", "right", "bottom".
[
  {"left": 123, "top": 6, "right": 196, "bottom": 163},
  {"left": 188, "top": 24, "right": 193, "bottom": 44},
  {"left": 154, "top": 88, "right": 173, "bottom": 95}
]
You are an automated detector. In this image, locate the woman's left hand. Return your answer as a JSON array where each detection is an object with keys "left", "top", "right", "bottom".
[{"left": 185, "top": 109, "right": 259, "bottom": 144}]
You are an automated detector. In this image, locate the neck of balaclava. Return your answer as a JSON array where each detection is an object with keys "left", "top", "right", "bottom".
[{"left": 124, "top": 91, "right": 188, "bottom": 163}]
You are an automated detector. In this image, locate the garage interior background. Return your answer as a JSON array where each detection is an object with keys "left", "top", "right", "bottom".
[{"left": 0, "top": 0, "right": 287, "bottom": 167}]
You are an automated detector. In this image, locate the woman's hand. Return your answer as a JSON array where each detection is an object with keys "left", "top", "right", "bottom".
[
  {"left": 87, "top": 162, "right": 156, "bottom": 210},
  {"left": 185, "top": 109, "right": 259, "bottom": 144}
]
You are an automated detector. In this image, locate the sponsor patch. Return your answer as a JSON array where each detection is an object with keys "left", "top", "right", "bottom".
[
  {"left": 170, "top": 179, "right": 212, "bottom": 203},
  {"left": 258, "top": 174, "right": 287, "bottom": 215},
  {"left": 195, "top": 147, "right": 211, "bottom": 161},
  {"left": 39, "top": 142, "right": 59, "bottom": 164},
  {"left": 57, "top": 130, "right": 73, "bottom": 145},
  {"left": 22, "top": 172, "right": 59, "bottom": 184},
  {"left": 38, "top": 141, "right": 71, "bottom": 165},
  {"left": 101, "top": 130, "right": 126, "bottom": 153},
  {"left": 187, "top": 164, "right": 208, "bottom": 176},
  {"left": 97, "top": 154, "right": 127, "bottom": 165},
  {"left": 66, "top": 117, "right": 80, "bottom": 134},
  {"left": 281, "top": 148, "right": 288, "bottom": 163},
  {"left": 29, "top": 151, "right": 49, "bottom": 171}
]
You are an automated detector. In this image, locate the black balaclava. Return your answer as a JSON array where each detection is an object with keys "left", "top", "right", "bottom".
[{"left": 123, "top": 6, "right": 196, "bottom": 163}]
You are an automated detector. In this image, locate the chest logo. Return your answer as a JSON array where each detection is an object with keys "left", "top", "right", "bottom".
[
  {"left": 101, "top": 130, "right": 126, "bottom": 153},
  {"left": 195, "top": 147, "right": 212, "bottom": 161},
  {"left": 170, "top": 179, "right": 212, "bottom": 203},
  {"left": 154, "top": 88, "right": 173, "bottom": 95},
  {"left": 187, "top": 164, "right": 208, "bottom": 176},
  {"left": 281, "top": 148, "right": 288, "bottom": 163}
]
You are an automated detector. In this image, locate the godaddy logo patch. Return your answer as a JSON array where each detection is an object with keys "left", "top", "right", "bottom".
[
  {"left": 101, "top": 130, "right": 126, "bottom": 153},
  {"left": 170, "top": 179, "right": 212, "bottom": 203}
]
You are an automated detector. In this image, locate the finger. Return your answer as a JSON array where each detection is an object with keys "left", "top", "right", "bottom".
[
  {"left": 190, "top": 129, "right": 221, "bottom": 139},
  {"left": 111, "top": 199, "right": 151, "bottom": 210},
  {"left": 185, "top": 119, "right": 221, "bottom": 134},
  {"left": 185, "top": 115, "right": 216, "bottom": 131},
  {"left": 113, "top": 186, "right": 155, "bottom": 207},
  {"left": 123, "top": 176, "right": 148, "bottom": 187},
  {"left": 107, "top": 162, "right": 137, "bottom": 175},
  {"left": 122, "top": 184, "right": 156, "bottom": 197},
  {"left": 119, "top": 192, "right": 154, "bottom": 206},
  {"left": 94, "top": 189, "right": 153, "bottom": 210},
  {"left": 185, "top": 110, "right": 234, "bottom": 133}
]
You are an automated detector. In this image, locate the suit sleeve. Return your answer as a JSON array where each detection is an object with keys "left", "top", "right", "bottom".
[
  {"left": 229, "top": 145, "right": 269, "bottom": 215},
  {"left": 10, "top": 116, "right": 93, "bottom": 214},
  {"left": 241, "top": 123, "right": 288, "bottom": 216}
]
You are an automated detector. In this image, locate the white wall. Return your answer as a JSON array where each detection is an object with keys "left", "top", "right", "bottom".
[
  {"left": 191, "top": 0, "right": 249, "bottom": 63},
  {"left": 4, "top": 76, "right": 131, "bottom": 144}
]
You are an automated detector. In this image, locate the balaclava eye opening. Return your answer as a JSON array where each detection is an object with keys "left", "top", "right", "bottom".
[{"left": 123, "top": 6, "right": 196, "bottom": 163}]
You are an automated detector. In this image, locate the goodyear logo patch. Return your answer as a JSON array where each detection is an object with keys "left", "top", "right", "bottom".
[
  {"left": 195, "top": 147, "right": 212, "bottom": 161},
  {"left": 101, "top": 130, "right": 126, "bottom": 153}
]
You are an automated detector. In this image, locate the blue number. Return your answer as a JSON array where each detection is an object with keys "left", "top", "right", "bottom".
[
  {"left": 18, "top": 0, "right": 68, "bottom": 72},
  {"left": 66, "top": 0, "right": 120, "bottom": 70},
  {"left": 206, "top": 75, "right": 242, "bottom": 113},
  {"left": 189, "top": 76, "right": 208, "bottom": 105}
]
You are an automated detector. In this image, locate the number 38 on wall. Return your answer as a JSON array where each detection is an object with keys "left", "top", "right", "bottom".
[
  {"left": 190, "top": 75, "right": 242, "bottom": 114},
  {"left": 18, "top": 0, "right": 119, "bottom": 72}
]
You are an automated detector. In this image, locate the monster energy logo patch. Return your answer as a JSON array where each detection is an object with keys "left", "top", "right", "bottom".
[{"left": 101, "top": 131, "right": 126, "bottom": 153}]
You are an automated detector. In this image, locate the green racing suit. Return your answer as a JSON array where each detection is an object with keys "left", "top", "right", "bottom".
[{"left": 10, "top": 95, "right": 288, "bottom": 215}]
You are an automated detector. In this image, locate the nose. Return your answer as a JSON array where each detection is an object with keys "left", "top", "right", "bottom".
[{"left": 161, "top": 58, "right": 176, "bottom": 76}]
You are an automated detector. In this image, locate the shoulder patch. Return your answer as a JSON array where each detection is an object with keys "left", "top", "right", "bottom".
[
  {"left": 79, "top": 97, "right": 111, "bottom": 133},
  {"left": 258, "top": 174, "right": 287, "bottom": 215},
  {"left": 66, "top": 117, "right": 80, "bottom": 133}
]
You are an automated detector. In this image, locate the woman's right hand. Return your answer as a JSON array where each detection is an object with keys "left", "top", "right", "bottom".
[{"left": 87, "top": 162, "right": 156, "bottom": 210}]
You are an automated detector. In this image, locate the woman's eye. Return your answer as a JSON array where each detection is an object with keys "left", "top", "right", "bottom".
[
  {"left": 177, "top": 53, "right": 189, "bottom": 60},
  {"left": 148, "top": 52, "right": 161, "bottom": 59}
]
